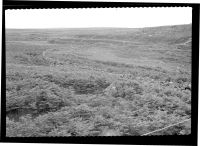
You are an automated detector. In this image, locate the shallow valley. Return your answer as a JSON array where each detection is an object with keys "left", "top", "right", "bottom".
[{"left": 6, "top": 24, "right": 191, "bottom": 136}]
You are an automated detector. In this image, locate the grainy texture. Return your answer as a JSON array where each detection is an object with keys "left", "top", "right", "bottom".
[{"left": 6, "top": 24, "right": 191, "bottom": 137}]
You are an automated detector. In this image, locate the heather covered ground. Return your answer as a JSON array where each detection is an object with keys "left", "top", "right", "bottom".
[{"left": 6, "top": 24, "right": 191, "bottom": 136}]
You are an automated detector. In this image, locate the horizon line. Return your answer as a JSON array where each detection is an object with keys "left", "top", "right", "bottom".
[{"left": 6, "top": 23, "right": 192, "bottom": 30}]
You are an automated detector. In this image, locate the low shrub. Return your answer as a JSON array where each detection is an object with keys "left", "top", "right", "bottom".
[
  {"left": 70, "top": 104, "right": 95, "bottom": 120},
  {"left": 105, "top": 80, "right": 143, "bottom": 99},
  {"left": 14, "top": 55, "right": 29, "bottom": 64},
  {"left": 6, "top": 79, "right": 74, "bottom": 120},
  {"left": 6, "top": 116, "right": 42, "bottom": 137},
  {"left": 175, "top": 77, "right": 189, "bottom": 84},
  {"left": 41, "top": 74, "right": 110, "bottom": 94},
  {"left": 6, "top": 72, "right": 26, "bottom": 81},
  {"left": 74, "top": 79, "right": 109, "bottom": 94}
]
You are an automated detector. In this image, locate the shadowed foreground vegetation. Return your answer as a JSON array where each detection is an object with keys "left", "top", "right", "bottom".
[{"left": 6, "top": 25, "right": 191, "bottom": 136}]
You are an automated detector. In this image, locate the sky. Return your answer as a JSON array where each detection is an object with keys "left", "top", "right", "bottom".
[{"left": 5, "top": 7, "right": 192, "bottom": 29}]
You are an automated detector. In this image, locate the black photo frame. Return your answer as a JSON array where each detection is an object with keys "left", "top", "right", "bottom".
[{"left": 1, "top": 1, "right": 199, "bottom": 145}]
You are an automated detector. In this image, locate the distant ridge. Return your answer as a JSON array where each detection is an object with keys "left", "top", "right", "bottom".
[
  {"left": 6, "top": 24, "right": 191, "bottom": 46},
  {"left": 6, "top": 24, "right": 191, "bottom": 30}
]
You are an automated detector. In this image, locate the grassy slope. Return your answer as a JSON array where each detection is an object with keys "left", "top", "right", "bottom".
[{"left": 6, "top": 24, "right": 191, "bottom": 136}]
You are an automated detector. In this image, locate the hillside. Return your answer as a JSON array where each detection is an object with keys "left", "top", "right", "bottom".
[{"left": 6, "top": 24, "right": 191, "bottom": 136}]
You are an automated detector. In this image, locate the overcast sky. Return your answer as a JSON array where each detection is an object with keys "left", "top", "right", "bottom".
[{"left": 5, "top": 7, "right": 192, "bottom": 29}]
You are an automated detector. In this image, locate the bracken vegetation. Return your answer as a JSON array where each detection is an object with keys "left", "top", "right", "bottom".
[{"left": 6, "top": 24, "right": 191, "bottom": 136}]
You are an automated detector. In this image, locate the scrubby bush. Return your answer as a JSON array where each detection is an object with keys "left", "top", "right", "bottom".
[
  {"left": 7, "top": 106, "right": 95, "bottom": 137},
  {"left": 6, "top": 78, "right": 74, "bottom": 121},
  {"left": 70, "top": 104, "right": 95, "bottom": 120},
  {"left": 67, "top": 78, "right": 110, "bottom": 94},
  {"left": 105, "top": 80, "right": 143, "bottom": 100},
  {"left": 26, "top": 51, "right": 39, "bottom": 57},
  {"left": 6, "top": 116, "right": 42, "bottom": 137},
  {"left": 6, "top": 72, "right": 26, "bottom": 81},
  {"left": 41, "top": 74, "right": 110, "bottom": 94},
  {"left": 175, "top": 77, "right": 189, "bottom": 84},
  {"left": 14, "top": 55, "right": 30, "bottom": 64}
]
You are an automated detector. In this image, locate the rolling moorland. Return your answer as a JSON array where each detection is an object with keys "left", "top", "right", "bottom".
[{"left": 6, "top": 24, "right": 191, "bottom": 136}]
